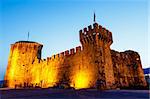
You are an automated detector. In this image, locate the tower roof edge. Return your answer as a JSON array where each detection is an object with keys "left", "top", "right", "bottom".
[{"left": 15, "top": 41, "right": 42, "bottom": 45}]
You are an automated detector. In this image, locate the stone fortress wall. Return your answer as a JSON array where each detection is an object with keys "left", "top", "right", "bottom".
[{"left": 4, "top": 23, "right": 146, "bottom": 89}]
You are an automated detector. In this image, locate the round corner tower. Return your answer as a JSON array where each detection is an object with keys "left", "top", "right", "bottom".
[{"left": 4, "top": 41, "right": 43, "bottom": 88}]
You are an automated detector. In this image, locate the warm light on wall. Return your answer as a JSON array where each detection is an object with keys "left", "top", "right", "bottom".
[
  {"left": 74, "top": 70, "right": 91, "bottom": 89},
  {"left": 46, "top": 68, "right": 58, "bottom": 87},
  {"left": 7, "top": 49, "right": 19, "bottom": 87}
]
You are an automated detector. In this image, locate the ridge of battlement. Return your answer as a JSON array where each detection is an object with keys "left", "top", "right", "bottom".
[
  {"left": 111, "top": 49, "right": 140, "bottom": 61},
  {"left": 36, "top": 46, "right": 83, "bottom": 63},
  {"left": 79, "top": 23, "right": 113, "bottom": 45}
]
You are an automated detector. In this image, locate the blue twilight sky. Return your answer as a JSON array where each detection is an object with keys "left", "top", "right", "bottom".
[{"left": 0, "top": 0, "right": 149, "bottom": 80}]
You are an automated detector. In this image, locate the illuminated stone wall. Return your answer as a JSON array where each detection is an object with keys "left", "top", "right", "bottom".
[
  {"left": 4, "top": 41, "right": 43, "bottom": 88},
  {"left": 78, "top": 23, "right": 115, "bottom": 89},
  {"left": 4, "top": 23, "right": 146, "bottom": 89},
  {"left": 111, "top": 50, "right": 147, "bottom": 88}
]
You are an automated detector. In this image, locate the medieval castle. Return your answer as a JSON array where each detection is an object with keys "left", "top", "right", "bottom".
[{"left": 4, "top": 19, "right": 146, "bottom": 89}]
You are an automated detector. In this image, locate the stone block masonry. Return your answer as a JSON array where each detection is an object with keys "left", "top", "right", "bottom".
[{"left": 4, "top": 23, "right": 147, "bottom": 89}]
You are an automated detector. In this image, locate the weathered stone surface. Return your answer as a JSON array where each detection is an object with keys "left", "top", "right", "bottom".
[
  {"left": 4, "top": 23, "right": 146, "bottom": 89},
  {"left": 111, "top": 50, "right": 147, "bottom": 88},
  {"left": 4, "top": 41, "right": 43, "bottom": 88}
]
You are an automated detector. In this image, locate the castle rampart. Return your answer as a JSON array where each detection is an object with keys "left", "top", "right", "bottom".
[{"left": 4, "top": 22, "right": 146, "bottom": 89}]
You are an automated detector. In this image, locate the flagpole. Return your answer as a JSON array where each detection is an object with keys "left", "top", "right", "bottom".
[
  {"left": 94, "top": 12, "right": 96, "bottom": 23},
  {"left": 27, "top": 32, "right": 29, "bottom": 41}
]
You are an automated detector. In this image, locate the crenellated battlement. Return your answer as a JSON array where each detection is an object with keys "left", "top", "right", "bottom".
[
  {"left": 79, "top": 23, "right": 113, "bottom": 45},
  {"left": 41, "top": 46, "right": 82, "bottom": 62}
]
